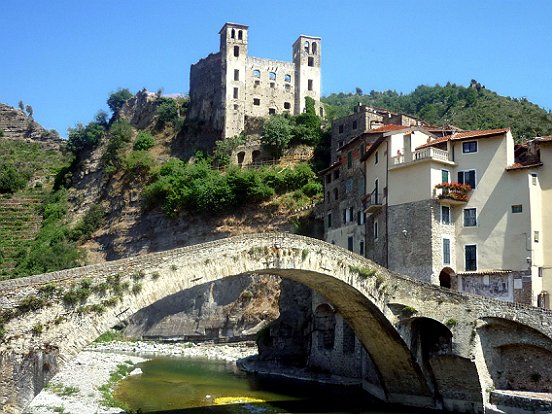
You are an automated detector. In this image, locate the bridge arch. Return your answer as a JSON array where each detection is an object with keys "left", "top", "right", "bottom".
[{"left": 3, "top": 234, "right": 552, "bottom": 413}]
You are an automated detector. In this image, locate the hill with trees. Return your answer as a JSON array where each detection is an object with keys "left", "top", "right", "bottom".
[{"left": 322, "top": 80, "right": 552, "bottom": 141}]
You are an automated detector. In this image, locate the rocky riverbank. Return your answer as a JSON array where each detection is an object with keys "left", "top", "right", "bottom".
[{"left": 25, "top": 341, "right": 258, "bottom": 414}]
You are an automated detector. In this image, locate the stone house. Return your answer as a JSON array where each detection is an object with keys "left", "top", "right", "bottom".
[{"left": 188, "top": 23, "right": 322, "bottom": 145}]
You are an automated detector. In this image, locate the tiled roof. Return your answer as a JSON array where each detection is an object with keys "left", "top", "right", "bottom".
[
  {"left": 370, "top": 124, "right": 410, "bottom": 133},
  {"left": 416, "top": 128, "right": 510, "bottom": 150},
  {"left": 318, "top": 161, "right": 341, "bottom": 175},
  {"left": 506, "top": 162, "right": 543, "bottom": 171}
]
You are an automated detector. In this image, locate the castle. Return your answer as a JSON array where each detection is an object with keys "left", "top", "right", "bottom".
[{"left": 188, "top": 23, "right": 321, "bottom": 140}]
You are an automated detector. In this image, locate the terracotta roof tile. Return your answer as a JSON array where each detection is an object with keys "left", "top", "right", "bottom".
[
  {"left": 416, "top": 128, "right": 510, "bottom": 150},
  {"left": 506, "top": 162, "right": 543, "bottom": 171}
]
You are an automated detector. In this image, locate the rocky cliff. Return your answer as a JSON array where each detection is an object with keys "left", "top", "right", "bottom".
[{"left": 0, "top": 103, "right": 63, "bottom": 146}]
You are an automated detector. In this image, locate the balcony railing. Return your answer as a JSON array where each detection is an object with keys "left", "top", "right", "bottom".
[
  {"left": 434, "top": 182, "right": 472, "bottom": 204},
  {"left": 363, "top": 189, "right": 384, "bottom": 213},
  {"left": 393, "top": 147, "right": 451, "bottom": 166}
]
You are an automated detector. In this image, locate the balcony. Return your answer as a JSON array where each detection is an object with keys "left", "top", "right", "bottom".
[
  {"left": 392, "top": 147, "right": 453, "bottom": 167},
  {"left": 363, "top": 189, "right": 384, "bottom": 214},
  {"left": 434, "top": 182, "right": 472, "bottom": 205}
]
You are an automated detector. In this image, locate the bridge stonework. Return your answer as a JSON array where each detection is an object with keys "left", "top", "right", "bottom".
[{"left": 1, "top": 233, "right": 552, "bottom": 413}]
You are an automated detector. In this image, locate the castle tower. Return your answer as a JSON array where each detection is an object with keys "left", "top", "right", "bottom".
[
  {"left": 219, "top": 23, "right": 248, "bottom": 138},
  {"left": 293, "top": 35, "right": 321, "bottom": 114}
]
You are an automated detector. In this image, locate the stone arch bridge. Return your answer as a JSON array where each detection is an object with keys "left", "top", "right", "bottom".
[{"left": 2, "top": 233, "right": 552, "bottom": 413}]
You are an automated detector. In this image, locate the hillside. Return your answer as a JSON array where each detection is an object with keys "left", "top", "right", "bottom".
[{"left": 323, "top": 81, "right": 552, "bottom": 141}]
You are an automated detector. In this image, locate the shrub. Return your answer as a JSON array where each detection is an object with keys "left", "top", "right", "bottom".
[
  {"left": 261, "top": 115, "right": 292, "bottom": 158},
  {"left": 70, "top": 205, "right": 106, "bottom": 241},
  {"left": 32, "top": 323, "right": 43, "bottom": 335},
  {"left": 156, "top": 98, "right": 179, "bottom": 126},
  {"left": 123, "top": 150, "right": 154, "bottom": 178},
  {"left": 103, "top": 120, "right": 133, "bottom": 173},
  {"left": 0, "top": 129, "right": 4, "bottom": 137},
  {"left": 133, "top": 131, "right": 155, "bottom": 151},
  {"left": 18, "top": 295, "right": 47, "bottom": 313},
  {"left": 0, "top": 163, "right": 28, "bottom": 194},
  {"left": 301, "top": 181, "right": 322, "bottom": 197},
  {"left": 107, "top": 88, "right": 133, "bottom": 114},
  {"left": 66, "top": 122, "right": 104, "bottom": 155}
]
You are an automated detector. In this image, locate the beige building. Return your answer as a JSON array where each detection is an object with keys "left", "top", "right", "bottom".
[
  {"left": 188, "top": 23, "right": 321, "bottom": 140},
  {"left": 358, "top": 127, "right": 551, "bottom": 305}
]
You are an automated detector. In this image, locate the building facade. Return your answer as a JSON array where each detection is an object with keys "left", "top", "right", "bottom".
[{"left": 189, "top": 23, "right": 321, "bottom": 140}]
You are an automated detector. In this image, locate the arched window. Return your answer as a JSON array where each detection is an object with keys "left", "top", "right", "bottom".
[
  {"left": 231, "top": 29, "right": 235, "bottom": 39},
  {"left": 304, "top": 41, "right": 309, "bottom": 53},
  {"left": 268, "top": 71, "right": 276, "bottom": 81},
  {"left": 284, "top": 74, "right": 292, "bottom": 83},
  {"left": 238, "top": 30, "right": 243, "bottom": 40},
  {"left": 312, "top": 41, "right": 317, "bottom": 54},
  {"left": 252, "top": 69, "right": 261, "bottom": 78},
  {"left": 237, "top": 151, "right": 245, "bottom": 165}
]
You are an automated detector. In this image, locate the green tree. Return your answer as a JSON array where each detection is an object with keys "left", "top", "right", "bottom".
[
  {"left": 156, "top": 98, "right": 179, "bottom": 127},
  {"left": 18, "top": 100, "right": 24, "bottom": 112},
  {"left": 107, "top": 88, "right": 133, "bottom": 114},
  {"left": 0, "top": 163, "right": 28, "bottom": 194},
  {"left": 67, "top": 122, "right": 104, "bottom": 155},
  {"left": 25, "top": 105, "right": 33, "bottom": 118},
  {"left": 261, "top": 115, "right": 292, "bottom": 158}
]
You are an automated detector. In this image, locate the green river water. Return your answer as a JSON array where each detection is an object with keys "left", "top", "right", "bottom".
[{"left": 114, "top": 356, "right": 431, "bottom": 414}]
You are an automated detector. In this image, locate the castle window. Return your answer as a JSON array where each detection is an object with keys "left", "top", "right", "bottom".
[
  {"left": 270, "top": 82, "right": 275, "bottom": 88},
  {"left": 233, "top": 87, "right": 238, "bottom": 99},
  {"left": 284, "top": 102, "right": 291, "bottom": 110},
  {"left": 284, "top": 74, "right": 292, "bottom": 83},
  {"left": 308, "top": 79, "right": 313, "bottom": 91},
  {"left": 255, "top": 80, "right": 260, "bottom": 87},
  {"left": 304, "top": 41, "right": 309, "bottom": 53},
  {"left": 234, "top": 69, "right": 239, "bottom": 81},
  {"left": 312, "top": 41, "right": 317, "bottom": 54},
  {"left": 269, "top": 72, "right": 276, "bottom": 81},
  {"left": 253, "top": 69, "right": 261, "bottom": 78},
  {"left": 269, "top": 108, "right": 276, "bottom": 115},
  {"left": 285, "top": 84, "right": 291, "bottom": 92},
  {"left": 253, "top": 98, "right": 260, "bottom": 106},
  {"left": 231, "top": 28, "right": 235, "bottom": 39},
  {"left": 308, "top": 57, "right": 314, "bottom": 67},
  {"left": 352, "top": 120, "right": 358, "bottom": 130},
  {"left": 233, "top": 104, "right": 238, "bottom": 111},
  {"left": 320, "top": 107, "right": 324, "bottom": 117},
  {"left": 238, "top": 30, "right": 243, "bottom": 40},
  {"left": 233, "top": 46, "right": 239, "bottom": 57}
]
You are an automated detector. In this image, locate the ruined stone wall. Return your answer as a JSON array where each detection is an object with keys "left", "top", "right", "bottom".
[{"left": 189, "top": 53, "right": 224, "bottom": 134}]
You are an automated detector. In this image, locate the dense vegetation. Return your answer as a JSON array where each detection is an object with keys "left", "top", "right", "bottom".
[{"left": 322, "top": 81, "right": 552, "bottom": 141}]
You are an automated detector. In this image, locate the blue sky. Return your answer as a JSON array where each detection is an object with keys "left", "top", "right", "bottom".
[{"left": 1, "top": 0, "right": 551, "bottom": 137}]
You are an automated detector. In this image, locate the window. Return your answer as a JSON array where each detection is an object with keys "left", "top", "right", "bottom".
[
  {"left": 357, "top": 211, "right": 365, "bottom": 225},
  {"left": 308, "top": 79, "right": 313, "bottom": 91},
  {"left": 255, "top": 80, "right": 260, "bottom": 87},
  {"left": 233, "top": 87, "right": 238, "bottom": 99},
  {"left": 348, "top": 236, "right": 354, "bottom": 252},
  {"left": 269, "top": 72, "right": 276, "bottom": 81},
  {"left": 268, "top": 108, "right": 276, "bottom": 115},
  {"left": 463, "top": 208, "right": 477, "bottom": 227},
  {"left": 443, "top": 238, "right": 451, "bottom": 265},
  {"left": 333, "top": 188, "right": 338, "bottom": 200},
  {"left": 234, "top": 69, "right": 239, "bottom": 81},
  {"left": 238, "top": 30, "right": 243, "bottom": 40},
  {"left": 338, "top": 124, "right": 344, "bottom": 134},
  {"left": 253, "top": 69, "right": 261, "bottom": 78},
  {"left": 345, "top": 178, "right": 353, "bottom": 193},
  {"left": 463, "top": 141, "right": 478, "bottom": 153},
  {"left": 333, "top": 170, "right": 340, "bottom": 180},
  {"left": 304, "top": 41, "right": 310, "bottom": 52},
  {"left": 312, "top": 41, "right": 317, "bottom": 54},
  {"left": 233, "top": 104, "right": 238, "bottom": 111},
  {"left": 233, "top": 46, "right": 239, "bottom": 57},
  {"left": 270, "top": 82, "right": 275, "bottom": 88},
  {"left": 231, "top": 28, "right": 235, "bottom": 39},
  {"left": 375, "top": 151, "right": 378, "bottom": 165},
  {"left": 373, "top": 220, "right": 379, "bottom": 240},
  {"left": 284, "top": 74, "right": 292, "bottom": 83},
  {"left": 253, "top": 98, "right": 260, "bottom": 106},
  {"left": 534, "top": 231, "right": 540, "bottom": 243},
  {"left": 327, "top": 212, "right": 332, "bottom": 228},
  {"left": 465, "top": 245, "right": 477, "bottom": 271},
  {"left": 512, "top": 204, "right": 523, "bottom": 213},
  {"left": 532, "top": 173, "right": 538, "bottom": 186},
  {"left": 441, "top": 169, "right": 450, "bottom": 183},
  {"left": 347, "top": 151, "right": 353, "bottom": 169},
  {"left": 458, "top": 170, "right": 476, "bottom": 189},
  {"left": 441, "top": 206, "right": 451, "bottom": 225},
  {"left": 359, "top": 240, "right": 365, "bottom": 256},
  {"left": 343, "top": 207, "right": 353, "bottom": 224},
  {"left": 352, "top": 120, "right": 358, "bottom": 130},
  {"left": 308, "top": 57, "right": 314, "bottom": 67},
  {"left": 284, "top": 84, "right": 291, "bottom": 92},
  {"left": 284, "top": 102, "right": 291, "bottom": 110}
]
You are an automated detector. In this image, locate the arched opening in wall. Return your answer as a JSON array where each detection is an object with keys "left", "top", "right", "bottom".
[
  {"left": 252, "top": 150, "right": 261, "bottom": 164},
  {"left": 253, "top": 69, "right": 261, "bottom": 78},
  {"left": 410, "top": 318, "right": 453, "bottom": 362},
  {"left": 439, "top": 267, "right": 456, "bottom": 289},
  {"left": 237, "top": 151, "right": 245, "bottom": 166},
  {"left": 314, "top": 303, "right": 336, "bottom": 350},
  {"left": 284, "top": 74, "right": 292, "bottom": 83},
  {"left": 304, "top": 41, "right": 309, "bottom": 53},
  {"left": 231, "top": 28, "right": 235, "bottom": 39},
  {"left": 269, "top": 72, "right": 276, "bottom": 81},
  {"left": 312, "top": 42, "right": 317, "bottom": 54},
  {"left": 238, "top": 30, "right": 243, "bottom": 40}
]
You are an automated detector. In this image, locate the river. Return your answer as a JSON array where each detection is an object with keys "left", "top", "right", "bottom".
[{"left": 114, "top": 356, "right": 428, "bottom": 414}]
